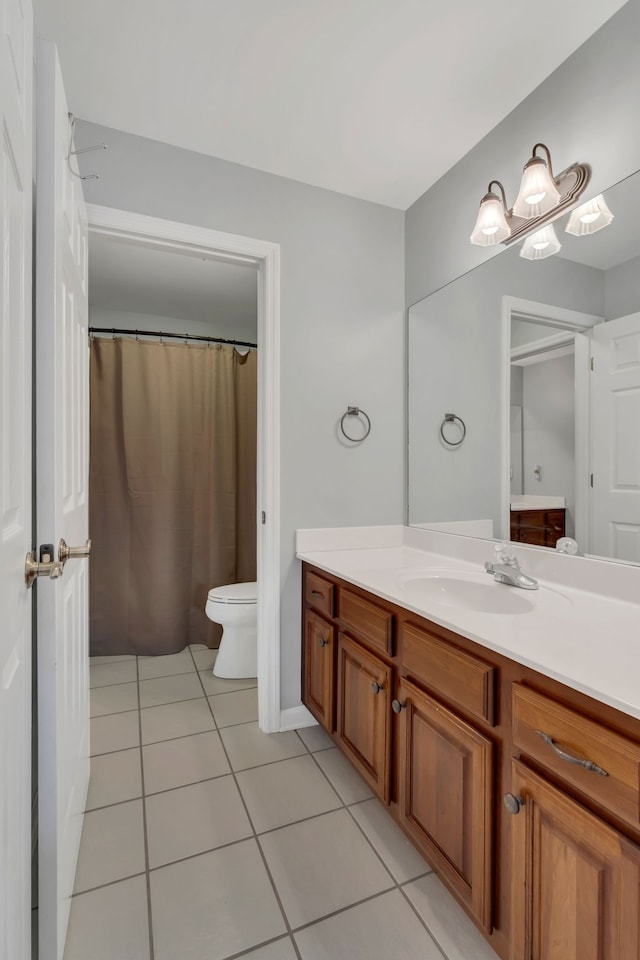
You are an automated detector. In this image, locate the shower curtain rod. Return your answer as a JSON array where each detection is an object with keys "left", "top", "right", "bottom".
[{"left": 88, "top": 327, "right": 257, "bottom": 348}]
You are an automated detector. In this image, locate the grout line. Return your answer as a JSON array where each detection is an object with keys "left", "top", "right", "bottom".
[
  {"left": 216, "top": 934, "right": 298, "bottom": 960},
  {"left": 71, "top": 871, "right": 148, "bottom": 899},
  {"left": 135, "top": 657, "right": 156, "bottom": 960},
  {"left": 396, "top": 884, "right": 449, "bottom": 960}
]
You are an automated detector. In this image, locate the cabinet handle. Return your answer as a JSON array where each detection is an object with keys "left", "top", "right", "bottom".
[
  {"left": 536, "top": 730, "right": 609, "bottom": 777},
  {"left": 319, "top": 638, "right": 329, "bottom": 647},
  {"left": 371, "top": 681, "right": 383, "bottom": 694},
  {"left": 503, "top": 793, "right": 524, "bottom": 815},
  {"left": 391, "top": 699, "right": 405, "bottom": 714},
  {"left": 311, "top": 590, "right": 324, "bottom": 599}
]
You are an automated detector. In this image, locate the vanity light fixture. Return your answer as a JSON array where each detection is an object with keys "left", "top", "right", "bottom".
[
  {"left": 565, "top": 194, "right": 614, "bottom": 236},
  {"left": 470, "top": 143, "right": 590, "bottom": 248},
  {"left": 519, "top": 224, "right": 562, "bottom": 260}
]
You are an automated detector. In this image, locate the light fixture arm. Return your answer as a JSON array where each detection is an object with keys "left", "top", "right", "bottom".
[{"left": 486, "top": 180, "right": 508, "bottom": 207}]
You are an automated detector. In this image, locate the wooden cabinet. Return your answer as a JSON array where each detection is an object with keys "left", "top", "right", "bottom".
[
  {"left": 396, "top": 678, "right": 494, "bottom": 930},
  {"left": 510, "top": 508, "right": 565, "bottom": 547},
  {"left": 300, "top": 562, "right": 640, "bottom": 960},
  {"left": 509, "top": 760, "right": 640, "bottom": 960},
  {"left": 336, "top": 632, "right": 392, "bottom": 802},
  {"left": 302, "top": 609, "right": 335, "bottom": 731}
]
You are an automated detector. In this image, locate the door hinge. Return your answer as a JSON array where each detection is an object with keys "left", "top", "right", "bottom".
[
  {"left": 590, "top": 357, "right": 594, "bottom": 371},
  {"left": 590, "top": 473, "right": 594, "bottom": 487},
  {"left": 261, "top": 511, "right": 266, "bottom": 525}
]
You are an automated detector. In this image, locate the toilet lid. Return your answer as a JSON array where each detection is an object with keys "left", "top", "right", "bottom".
[{"left": 207, "top": 581, "right": 257, "bottom": 604}]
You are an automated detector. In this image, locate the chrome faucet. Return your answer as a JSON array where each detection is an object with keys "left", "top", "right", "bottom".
[{"left": 485, "top": 543, "right": 538, "bottom": 590}]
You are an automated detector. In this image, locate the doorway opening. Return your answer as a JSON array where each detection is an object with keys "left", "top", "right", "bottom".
[{"left": 86, "top": 205, "right": 281, "bottom": 732}]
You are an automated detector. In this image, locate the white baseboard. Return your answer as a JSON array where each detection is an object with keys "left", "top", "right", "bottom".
[{"left": 279, "top": 704, "right": 316, "bottom": 732}]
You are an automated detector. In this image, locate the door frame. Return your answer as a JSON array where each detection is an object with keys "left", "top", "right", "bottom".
[
  {"left": 500, "top": 295, "right": 602, "bottom": 552},
  {"left": 86, "top": 204, "right": 282, "bottom": 732}
]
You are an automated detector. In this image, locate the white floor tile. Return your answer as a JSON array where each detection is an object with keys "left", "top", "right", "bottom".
[
  {"left": 199, "top": 670, "right": 257, "bottom": 696},
  {"left": 90, "top": 659, "right": 138, "bottom": 688},
  {"left": 220, "top": 723, "right": 307, "bottom": 771},
  {"left": 294, "top": 890, "right": 443, "bottom": 960},
  {"left": 404, "top": 873, "right": 499, "bottom": 960},
  {"left": 138, "top": 673, "right": 204, "bottom": 708},
  {"left": 137, "top": 648, "right": 196, "bottom": 680},
  {"left": 73, "top": 800, "right": 145, "bottom": 893},
  {"left": 259, "top": 809, "right": 393, "bottom": 928},
  {"left": 209, "top": 687, "right": 258, "bottom": 728},
  {"left": 296, "top": 724, "right": 334, "bottom": 753},
  {"left": 90, "top": 682, "right": 139, "bottom": 718},
  {"left": 238, "top": 939, "right": 298, "bottom": 960},
  {"left": 86, "top": 749, "right": 142, "bottom": 810},
  {"left": 142, "top": 731, "right": 229, "bottom": 794},
  {"left": 237, "top": 755, "right": 341, "bottom": 834},
  {"left": 64, "top": 875, "right": 149, "bottom": 960},
  {"left": 146, "top": 775, "right": 252, "bottom": 867},
  {"left": 191, "top": 647, "right": 218, "bottom": 672},
  {"left": 140, "top": 699, "right": 215, "bottom": 745},
  {"left": 349, "top": 798, "right": 430, "bottom": 883},
  {"left": 90, "top": 710, "right": 140, "bottom": 756},
  {"left": 150, "top": 839, "right": 286, "bottom": 960},
  {"left": 89, "top": 654, "right": 136, "bottom": 664},
  {"left": 313, "top": 749, "right": 374, "bottom": 805}
]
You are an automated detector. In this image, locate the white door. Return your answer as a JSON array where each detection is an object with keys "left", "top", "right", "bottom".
[
  {"left": 0, "top": 0, "right": 33, "bottom": 958},
  {"left": 36, "top": 42, "right": 90, "bottom": 960},
  {"left": 590, "top": 312, "right": 640, "bottom": 562}
]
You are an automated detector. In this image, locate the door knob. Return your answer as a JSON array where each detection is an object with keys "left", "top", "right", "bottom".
[
  {"left": 371, "top": 681, "right": 383, "bottom": 694},
  {"left": 391, "top": 699, "right": 406, "bottom": 714},
  {"left": 25, "top": 552, "right": 64, "bottom": 589},
  {"left": 58, "top": 538, "right": 92, "bottom": 566},
  {"left": 503, "top": 793, "right": 525, "bottom": 815}
]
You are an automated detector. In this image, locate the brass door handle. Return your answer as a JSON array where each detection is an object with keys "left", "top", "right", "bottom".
[
  {"left": 25, "top": 552, "right": 64, "bottom": 589},
  {"left": 59, "top": 538, "right": 92, "bottom": 566}
]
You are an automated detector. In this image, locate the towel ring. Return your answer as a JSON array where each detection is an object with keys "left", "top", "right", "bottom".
[
  {"left": 340, "top": 406, "right": 371, "bottom": 443},
  {"left": 440, "top": 413, "right": 466, "bottom": 447}
]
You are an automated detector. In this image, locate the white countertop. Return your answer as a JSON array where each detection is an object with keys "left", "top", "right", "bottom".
[
  {"left": 510, "top": 496, "right": 566, "bottom": 510},
  {"left": 296, "top": 526, "right": 640, "bottom": 721}
]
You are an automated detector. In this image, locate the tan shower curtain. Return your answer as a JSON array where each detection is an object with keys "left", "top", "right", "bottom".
[{"left": 89, "top": 337, "right": 257, "bottom": 656}]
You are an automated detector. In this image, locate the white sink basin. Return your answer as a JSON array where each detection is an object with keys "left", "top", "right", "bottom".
[{"left": 398, "top": 569, "right": 572, "bottom": 616}]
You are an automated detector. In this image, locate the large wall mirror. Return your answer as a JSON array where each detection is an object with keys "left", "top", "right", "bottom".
[{"left": 407, "top": 167, "right": 640, "bottom": 566}]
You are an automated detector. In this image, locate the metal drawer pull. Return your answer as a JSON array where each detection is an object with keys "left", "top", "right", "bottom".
[
  {"left": 391, "top": 699, "right": 406, "bottom": 714},
  {"left": 319, "top": 638, "right": 329, "bottom": 647},
  {"left": 536, "top": 730, "right": 608, "bottom": 777},
  {"left": 503, "top": 793, "right": 524, "bottom": 815},
  {"left": 311, "top": 590, "right": 325, "bottom": 599},
  {"left": 371, "top": 681, "right": 383, "bottom": 694}
]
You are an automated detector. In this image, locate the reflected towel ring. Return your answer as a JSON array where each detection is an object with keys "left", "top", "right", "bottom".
[
  {"left": 340, "top": 406, "right": 371, "bottom": 443},
  {"left": 440, "top": 413, "right": 466, "bottom": 446}
]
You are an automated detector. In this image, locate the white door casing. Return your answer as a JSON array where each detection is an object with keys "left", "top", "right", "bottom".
[
  {"left": 591, "top": 312, "right": 640, "bottom": 563},
  {"left": 0, "top": 0, "right": 33, "bottom": 958},
  {"left": 36, "top": 42, "right": 90, "bottom": 960}
]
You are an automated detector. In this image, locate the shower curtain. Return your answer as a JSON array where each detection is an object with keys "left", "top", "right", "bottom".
[{"left": 88, "top": 336, "right": 257, "bottom": 656}]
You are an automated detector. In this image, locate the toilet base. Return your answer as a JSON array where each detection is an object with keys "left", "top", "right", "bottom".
[{"left": 213, "top": 625, "right": 257, "bottom": 679}]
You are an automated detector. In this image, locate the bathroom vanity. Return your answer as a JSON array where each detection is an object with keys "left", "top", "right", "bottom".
[{"left": 297, "top": 528, "right": 640, "bottom": 960}]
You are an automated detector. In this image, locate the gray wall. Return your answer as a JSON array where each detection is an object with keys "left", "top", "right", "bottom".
[
  {"left": 522, "top": 354, "right": 576, "bottom": 537},
  {"left": 77, "top": 121, "right": 405, "bottom": 711},
  {"left": 406, "top": 2, "right": 640, "bottom": 306},
  {"left": 407, "top": 244, "right": 601, "bottom": 532},
  {"left": 605, "top": 254, "right": 640, "bottom": 320}
]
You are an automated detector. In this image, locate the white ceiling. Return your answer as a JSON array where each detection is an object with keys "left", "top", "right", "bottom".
[
  {"left": 89, "top": 235, "right": 258, "bottom": 341},
  {"left": 34, "top": 0, "right": 627, "bottom": 209}
]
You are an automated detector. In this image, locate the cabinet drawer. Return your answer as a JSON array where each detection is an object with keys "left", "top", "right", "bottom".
[
  {"left": 402, "top": 623, "right": 495, "bottom": 726},
  {"left": 305, "top": 571, "right": 335, "bottom": 618},
  {"left": 339, "top": 589, "right": 393, "bottom": 657},
  {"left": 512, "top": 684, "right": 640, "bottom": 831}
]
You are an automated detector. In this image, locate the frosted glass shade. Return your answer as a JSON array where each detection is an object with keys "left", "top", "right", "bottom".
[
  {"left": 519, "top": 225, "right": 562, "bottom": 260},
  {"left": 513, "top": 157, "right": 561, "bottom": 219},
  {"left": 469, "top": 194, "right": 511, "bottom": 246},
  {"left": 565, "top": 195, "right": 614, "bottom": 236}
]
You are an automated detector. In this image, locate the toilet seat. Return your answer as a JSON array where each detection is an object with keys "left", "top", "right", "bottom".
[{"left": 207, "top": 581, "right": 257, "bottom": 604}]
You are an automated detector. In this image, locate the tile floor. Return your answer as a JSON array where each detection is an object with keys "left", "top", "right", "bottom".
[{"left": 64, "top": 645, "right": 499, "bottom": 960}]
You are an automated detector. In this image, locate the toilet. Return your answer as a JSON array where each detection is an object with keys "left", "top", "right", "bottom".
[{"left": 204, "top": 581, "right": 257, "bottom": 679}]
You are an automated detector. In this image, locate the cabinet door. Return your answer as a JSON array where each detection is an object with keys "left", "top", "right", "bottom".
[
  {"left": 509, "top": 759, "right": 640, "bottom": 960},
  {"left": 303, "top": 610, "right": 335, "bottom": 732},
  {"left": 396, "top": 679, "right": 493, "bottom": 931},
  {"left": 336, "top": 633, "right": 392, "bottom": 802}
]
